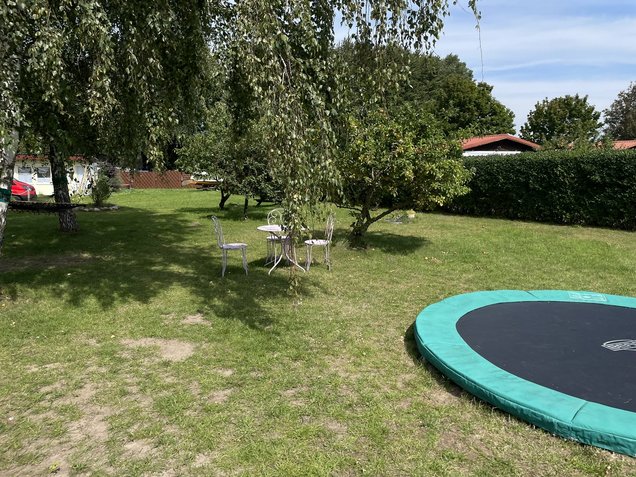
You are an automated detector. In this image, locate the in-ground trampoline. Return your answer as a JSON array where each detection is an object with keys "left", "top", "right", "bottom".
[{"left": 414, "top": 290, "right": 636, "bottom": 456}]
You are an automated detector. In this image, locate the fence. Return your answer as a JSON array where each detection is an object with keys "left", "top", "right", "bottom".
[{"left": 118, "top": 170, "right": 191, "bottom": 189}]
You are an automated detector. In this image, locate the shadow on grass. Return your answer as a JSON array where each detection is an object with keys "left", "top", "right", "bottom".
[
  {"left": 360, "top": 231, "right": 430, "bottom": 255},
  {"left": 403, "top": 322, "right": 586, "bottom": 447},
  {"left": 403, "top": 322, "right": 465, "bottom": 399},
  {"left": 1, "top": 206, "right": 320, "bottom": 330},
  {"left": 176, "top": 204, "right": 270, "bottom": 222}
]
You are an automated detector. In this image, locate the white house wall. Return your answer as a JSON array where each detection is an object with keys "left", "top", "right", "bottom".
[
  {"left": 462, "top": 150, "right": 522, "bottom": 157},
  {"left": 13, "top": 158, "right": 97, "bottom": 196}
]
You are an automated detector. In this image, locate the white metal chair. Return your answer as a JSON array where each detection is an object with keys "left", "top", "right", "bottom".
[
  {"left": 305, "top": 213, "right": 334, "bottom": 271},
  {"left": 265, "top": 208, "right": 287, "bottom": 265},
  {"left": 211, "top": 216, "right": 248, "bottom": 277}
]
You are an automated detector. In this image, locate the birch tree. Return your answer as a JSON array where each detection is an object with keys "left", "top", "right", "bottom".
[
  {"left": 228, "top": 0, "right": 478, "bottom": 261},
  {"left": 1, "top": 0, "right": 478, "bottom": 261},
  {"left": 0, "top": 0, "right": 214, "bottom": 237}
]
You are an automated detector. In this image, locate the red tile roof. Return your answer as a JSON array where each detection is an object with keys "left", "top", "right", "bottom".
[
  {"left": 16, "top": 154, "right": 86, "bottom": 161},
  {"left": 462, "top": 134, "right": 540, "bottom": 151},
  {"left": 613, "top": 140, "right": 636, "bottom": 150}
]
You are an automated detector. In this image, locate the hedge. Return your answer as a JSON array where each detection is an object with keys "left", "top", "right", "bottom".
[{"left": 445, "top": 150, "right": 636, "bottom": 230}]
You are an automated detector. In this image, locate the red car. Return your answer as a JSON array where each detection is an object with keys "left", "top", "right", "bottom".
[{"left": 11, "top": 179, "right": 37, "bottom": 201}]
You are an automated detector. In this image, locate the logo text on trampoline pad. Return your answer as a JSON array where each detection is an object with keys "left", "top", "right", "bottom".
[
  {"left": 602, "top": 339, "right": 636, "bottom": 352},
  {"left": 568, "top": 292, "right": 607, "bottom": 302}
]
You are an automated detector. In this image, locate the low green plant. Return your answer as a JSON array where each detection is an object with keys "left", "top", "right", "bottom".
[{"left": 90, "top": 173, "right": 111, "bottom": 207}]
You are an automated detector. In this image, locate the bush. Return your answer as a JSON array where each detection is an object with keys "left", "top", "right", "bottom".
[
  {"left": 89, "top": 162, "right": 121, "bottom": 207},
  {"left": 91, "top": 173, "right": 112, "bottom": 207},
  {"left": 446, "top": 150, "right": 636, "bottom": 230}
]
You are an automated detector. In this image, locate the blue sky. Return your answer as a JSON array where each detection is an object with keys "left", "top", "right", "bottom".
[{"left": 432, "top": 0, "right": 636, "bottom": 131}]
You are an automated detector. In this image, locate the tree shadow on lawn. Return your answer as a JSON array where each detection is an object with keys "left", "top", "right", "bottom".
[
  {"left": 1, "top": 206, "right": 320, "bottom": 330},
  {"left": 403, "top": 322, "right": 466, "bottom": 399},
  {"left": 176, "top": 204, "right": 270, "bottom": 222},
  {"left": 359, "top": 231, "right": 430, "bottom": 255}
]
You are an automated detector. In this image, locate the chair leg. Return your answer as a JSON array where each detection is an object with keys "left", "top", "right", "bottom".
[
  {"left": 283, "top": 238, "right": 292, "bottom": 265},
  {"left": 265, "top": 239, "right": 271, "bottom": 265},
  {"left": 273, "top": 239, "right": 281, "bottom": 264},
  {"left": 306, "top": 245, "right": 313, "bottom": 271},
  {"left": 221, "top": 250, "right": 227, "bottom": 277},
  {"left": 242, "top": 247, "right": 248, "bottom": 275},
  {"left": 266, "top": 239, "right": 275, "bottom": 265}
]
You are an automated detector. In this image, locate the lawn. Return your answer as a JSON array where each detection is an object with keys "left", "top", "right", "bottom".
[{"left": 1, "top": 188, "right": 635, "bottom": 476}]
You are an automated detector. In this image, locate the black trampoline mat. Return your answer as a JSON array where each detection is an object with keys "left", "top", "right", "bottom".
[{"left": 456, "top": 301, "right": 636, "bottom": 412}]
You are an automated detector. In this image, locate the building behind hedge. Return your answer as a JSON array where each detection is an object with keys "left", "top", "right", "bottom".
[{"left": 462, "top": 134, "right": 540, "bottom": 157}]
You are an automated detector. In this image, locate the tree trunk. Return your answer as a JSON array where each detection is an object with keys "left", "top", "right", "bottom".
[
  {"left": 0, "top": 130, "right": 19, "bottom": 255},
  {"left": 348, "top": 204, "right": 372, "bottom": 248},
  {"left": 219, "top": 188, "right": 230, "bottom": 209},
  {"left": 49, "top": 144, "right": 79, "bottom": 232},
  {"left": 349, "top": 218, "right": 371, "bottom": 248},
  {"left": 243, "top": 195, "right": 249, "bottom": 219},
  {"left": 348, "top": 204, "right": 399, "bottom": 248}
]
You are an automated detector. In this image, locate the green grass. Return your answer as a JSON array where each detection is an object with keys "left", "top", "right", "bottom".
[{"left": 1, "top": 188, "right": 635, "bottom": 476}]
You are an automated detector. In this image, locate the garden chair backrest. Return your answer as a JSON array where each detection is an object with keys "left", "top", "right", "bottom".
[
  {"left": 267, "top": 208, "right": 284, "bottom": 225},
  {"left": 325, "top": 213, "right": 335, "bottom": 242},
  {"left": 211, "top": 216, "right": 224, "bottom": 248}
]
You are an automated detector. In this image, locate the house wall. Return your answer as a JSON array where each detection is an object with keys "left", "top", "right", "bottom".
[
  {"left": 462, "top": 139, "right": 536, "bottom": 157},
  {"left": 463, "top": 150, "right": 522, "bottom": 157},
  {"left": 14, "top": 156, "right": 96, "bottom": 196}
]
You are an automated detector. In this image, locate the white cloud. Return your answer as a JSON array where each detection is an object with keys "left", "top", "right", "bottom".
[
  {"left": 333, "top": 1, "right": 636, "bottom": 131},
  {"left": 434, "top": 2, "right": 636, "bottom": 130}
]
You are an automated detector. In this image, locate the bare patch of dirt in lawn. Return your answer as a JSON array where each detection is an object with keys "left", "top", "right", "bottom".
[
  {"left": 39, "top": 380, "right": 65, "bottom": 394},
  {"left": 322, "top": 418, "right": 348, "bottom": 438},
  {"left": 8, "top": 382, "right": 115, "bottom": 476},
  {"left": 425, "top": 385, "right": 463, "bottom": 407},
  {"left": 123, "top": 382, "right": 154, "bottom": 408},
  {"left": 213, "top": 368, "right": 234, "bottom": 377},
  {"left": 326, "top": 356, "right": 361, "bottom": 381},
  {"left": 437, "top": 430, "right": 480, "bottom": 462},
  {"left": 208, "top": 389, "right": 233, "bottom": 404},
  {"left": 0, "top": 252, "right": 98, "bottom": 272},
  {"left": 123, "top": 438, "right": 156, "bottom": 459},
  {"left": 182, "top": 313, "right": 211, "bottom": 326},
  {"left": 397, "top": 398, "right": 412, "bottom": 410},
  {"left": 396, "top": 373, "right": 415, "bottom": 390},
  {"left": 281, "top": 387, "right": 307, "bottom": 407},
  {"left": 281, "top": 387, "right": 307, "bottom": 406},
  {"left": 121, "top": 338, "right": 195, "bottom": 362},
  {"left": 81, "top": 337, "right": 100, "bottom": 346},
  {"left": 193, "top": 452, "right": 219, "bottom": 467},
  {"left": 26, "top": 362, "right": 64, "bottom": 373}
]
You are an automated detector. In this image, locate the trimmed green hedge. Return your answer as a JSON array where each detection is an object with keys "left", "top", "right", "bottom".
[{"left": 446, "top": 150, "right": 636, "bottom": 230}]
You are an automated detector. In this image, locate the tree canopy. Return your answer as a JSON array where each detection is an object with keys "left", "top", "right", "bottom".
[
  {"left": 335, "top": 46, "right": 515, "bottom": 137},
  {"left": 520, "top": 94, "right": 602, "bottom": 149},
  {"left": 0, "top": 0, "right": 214, "bottom": 234},
  {"left": 176, "top": 101, "right": 281, "bottom": 213},
  {"left": 339, "top": 108, "right": 471, "bottom": 246},
  {"left": 399, "top": 53, "right": 515, "bottom": 136},
  {"left": 226, "top": 0, "right": 478, "bottom": 240},
  {"left": 604, "top": 82, "right": 636, "bottom": 140},
  {"left": 2, "top": 0, "right": 480, "bottom": 260}
]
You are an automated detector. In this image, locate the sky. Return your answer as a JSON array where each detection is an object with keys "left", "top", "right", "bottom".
[{"left": 432, "top": 0, "right": 636, "bottom": 131}]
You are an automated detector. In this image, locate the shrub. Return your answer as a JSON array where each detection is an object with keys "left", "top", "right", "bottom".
[
  {"left": 446, "top": 150, "right": 636, "bottom": 230},
  {"left": 91, "top": 173, "right": 112, "bottom": 207}
]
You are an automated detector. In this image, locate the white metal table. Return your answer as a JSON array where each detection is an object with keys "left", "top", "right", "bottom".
[{"left": 257, "top": 224, "right": 306, "bottom": 274}]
